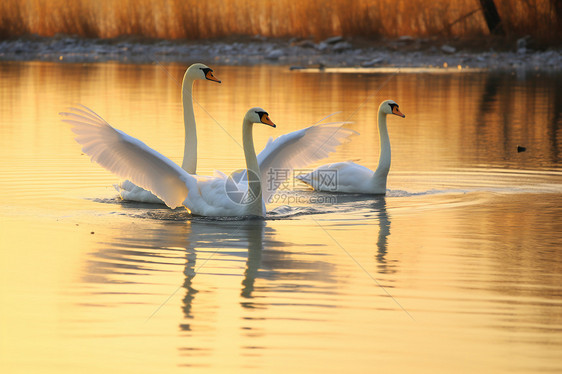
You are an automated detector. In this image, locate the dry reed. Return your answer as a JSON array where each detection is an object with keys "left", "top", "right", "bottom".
[{"left": 0, "top": 0, "right": 559, "bottom": 44}]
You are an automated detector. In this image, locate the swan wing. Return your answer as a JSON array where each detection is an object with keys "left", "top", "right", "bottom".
[
  {"left": 257, "top": 121, "right": 357, "bottom": 203},
  {"left": 60, "top": 105, "right": 193, "bottom": 209}
]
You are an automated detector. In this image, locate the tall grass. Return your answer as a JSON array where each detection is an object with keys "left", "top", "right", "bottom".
[{"left": 0, "top": 0, "right": 559, "bottom": 44}]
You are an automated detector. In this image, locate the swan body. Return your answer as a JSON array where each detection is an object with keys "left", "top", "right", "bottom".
[
  {"left": 297, "top": 100, "right": 404, "bottom": 195},
  {"left": 116, "top": 63, "right": 221, "bottom": 203},
  {"left": 61, "top": 106, "right": 355, "bottom": 217}
]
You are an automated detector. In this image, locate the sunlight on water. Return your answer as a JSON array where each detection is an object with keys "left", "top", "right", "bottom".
[{"left": 0, "top": 62, "right": 561, "bottom": 373}]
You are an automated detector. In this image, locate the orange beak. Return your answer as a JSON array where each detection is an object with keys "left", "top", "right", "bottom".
[
  {"left": 392, "top": 106, "right": 405, "bottom": 118},
  {"left": 260, "top": 114, "right": 276, "bottom": 128},
  {"left": 205, "top": 70, "right": 221, "bottom": 83}
]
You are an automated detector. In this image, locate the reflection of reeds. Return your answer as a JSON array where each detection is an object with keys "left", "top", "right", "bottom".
[{"left": 0, "top": 0, "right": 559, "bottom": 43}]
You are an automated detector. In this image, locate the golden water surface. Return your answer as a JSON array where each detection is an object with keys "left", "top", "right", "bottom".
[{"left": 1, "top": 62, "right": 562, "bottom": 373}]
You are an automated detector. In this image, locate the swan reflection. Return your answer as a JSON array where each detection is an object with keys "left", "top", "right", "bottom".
[
  {"left": 179, "top": 219, "right": 270, "bottom": 327},
  {"left": 81, "top": 213, "right": 337, "bottom": 318},
  {"left": 372, "top": 197, "right": 393, "bottom": 274},
  {"left": 316, "top": 193, "right": 395, "bottom": 274}
]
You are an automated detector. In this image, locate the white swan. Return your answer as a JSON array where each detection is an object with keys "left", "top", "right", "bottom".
[
  {"left": 61, "top": 106, "right": 356, "bottom": 217},
  {"left": 116, "top": 63, "right": 221, "bottom": 203},
  {"left": 296, "top": 100, "right": 405, "bottom": 195}
]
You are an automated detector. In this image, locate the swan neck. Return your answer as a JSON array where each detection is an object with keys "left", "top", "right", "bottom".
[
  {"left": 374, "top": 110, "right": 391, "bottom": 180},
  {"left": 181, "top": 77, "right": 197, "bottom": 174},
  {"left": 242, "top": 119, "right": 264, "bottom": 217}
]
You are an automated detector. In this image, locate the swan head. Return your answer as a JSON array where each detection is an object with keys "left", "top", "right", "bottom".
[
  {"left": 245, "top": 107, "right": 276, "bottom": 128},
  {"left": 380, "top": 100, "right": 405, "bottom": 118},
  {"left": 185, "top": 63, "right": 221, "bottom": 83}
]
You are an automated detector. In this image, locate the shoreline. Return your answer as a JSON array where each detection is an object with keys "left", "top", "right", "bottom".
[{"left": 1, "top": 35, "right": 561, "bottom": 71}]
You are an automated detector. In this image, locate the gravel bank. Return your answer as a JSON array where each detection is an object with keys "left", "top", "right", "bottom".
[{"left": 1, "top": 35, "right": 560, "bottom": 71}]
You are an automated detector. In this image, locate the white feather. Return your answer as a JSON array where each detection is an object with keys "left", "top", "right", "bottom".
[
  {"left": 257, "top": 121, "right": 357, "bottom": 203},
  {"left": 61, "top": 105, "right": 193, "bottom": 209}
]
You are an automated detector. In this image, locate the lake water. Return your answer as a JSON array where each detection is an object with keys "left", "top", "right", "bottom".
[{"left": 1, "top": 61, "right": 561, "bottom": 373}]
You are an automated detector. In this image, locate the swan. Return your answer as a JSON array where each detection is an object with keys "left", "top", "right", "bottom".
[
  {"left": 296, "top": 100, "right": 405, "bottom": 195},
  {"left": 116, "top": 63, "right": 221, "bottom": 203},
  {"left": 61, "top": 106, "right": 356, "bottom": 217}
]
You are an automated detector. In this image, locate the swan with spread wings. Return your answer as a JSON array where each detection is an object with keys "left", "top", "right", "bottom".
[{"left": 61, "top": 106, "right": 355, "bottom": 217}]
